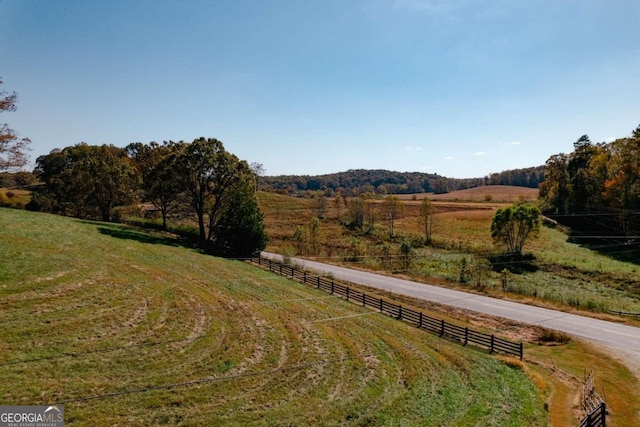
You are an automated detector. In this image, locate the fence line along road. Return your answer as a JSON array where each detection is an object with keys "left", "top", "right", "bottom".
[
  {"left": 249, "top": 256, "right": 523, "bottom": 359},
  {"left": 259, "top": 252, "right": 640, "bottom": 371}
]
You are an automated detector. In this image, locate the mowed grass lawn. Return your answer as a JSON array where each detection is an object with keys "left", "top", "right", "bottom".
[{"left": 0, "top": 208, "right": 548, "bottom": 426}]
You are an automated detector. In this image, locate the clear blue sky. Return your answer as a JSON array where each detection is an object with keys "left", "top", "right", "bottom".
[{"left": 2, "top": 0, "right": 639, "bottom": 178}]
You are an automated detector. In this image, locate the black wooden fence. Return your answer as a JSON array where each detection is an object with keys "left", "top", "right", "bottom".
[
  {"left": 580, "top": 370, "right": 606, "bottom": 427},
  {"left": 249, "top": 256, "right": 523, "bottom": 359},
  {"left": 579, "top": 403, "right": 606, "bottom": 427}
]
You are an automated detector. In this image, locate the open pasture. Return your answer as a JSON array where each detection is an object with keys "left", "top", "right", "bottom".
[{"left": 0, "top": 208, "right": 548, "bottom": 426}]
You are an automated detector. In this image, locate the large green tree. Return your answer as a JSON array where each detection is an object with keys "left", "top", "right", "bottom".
[
  {"left": 0, "top": 79, "right": 30, "bottom": 171},
  {"left": 176, "top": 137, "right": 266, "bottom": 255},
  {"left": 127, "top": 141, "right": 184, "bottom": 230},
  {"left": 34, "top": 144, "right": 139, "bottom": 220},
  {"left": 491, "top": 203, "right": 541, "bottom": 254}
]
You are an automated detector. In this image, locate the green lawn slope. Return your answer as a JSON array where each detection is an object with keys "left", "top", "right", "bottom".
[{"left": 0, "top": 208, "right": 548, "bottom": 426}]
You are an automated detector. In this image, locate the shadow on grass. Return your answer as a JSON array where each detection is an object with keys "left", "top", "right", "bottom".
[{"left": 97, "top": 224, "right": 195, "bottom": 248}]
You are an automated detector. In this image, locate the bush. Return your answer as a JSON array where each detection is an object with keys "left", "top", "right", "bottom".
[{"left": 538, "top": 329, "right": 571, "bottom": 344}]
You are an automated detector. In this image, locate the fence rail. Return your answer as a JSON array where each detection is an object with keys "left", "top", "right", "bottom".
[
  {"left": 607, "top": 310, "right": 640, "bottom": 317},
  {"left": 249, "top": 256, "right": 523, "bottom": 359},
  {"left": 579, "top": 402, "right": 606, "bottom": 427},
  {"left": 579, "top": 370, "right": 606, "bottom": 427}
]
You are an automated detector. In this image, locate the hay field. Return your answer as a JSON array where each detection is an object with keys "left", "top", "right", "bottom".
[{"left": 0, "top": 208, "right": 548, "bottom": 426}]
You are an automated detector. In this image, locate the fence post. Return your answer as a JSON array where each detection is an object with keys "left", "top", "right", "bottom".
[
  {"left": 440, "top": 320, "right": 445, "bottom": 337},
  {"left": 346, "top": 287, "right": 350, "bottom": 301},
  {"left": 303, "top": 271, "right": 307, "bottom": 283},
  {"left": 317, "top": 276, "right": 320, "bottom": 289},
  {"left": 331, "top": 281, "right": 334, "bottom": 294},
  {"left": 519, "top": 342, "right": 523, "bottom": 360},
  {"left": 398, "top": 305, "right": 402, "bottom": 320},
  {"left": 464, "top": 328, "right": 468, "bottom": 346},
  {"left": 362, "top": 293, "right": 365, "bottom": 307},
  {"left": 379, "top": 298, "right": 383, "bottom": 313},
  {"left": 419, "top": 312, "right": 423, "bottom": 329},
  {"left": 490, "top": 335, "right": 495, "bottom": 354},
  {"left": 280, "top": 264, "right": 283, "bottom": 275}
]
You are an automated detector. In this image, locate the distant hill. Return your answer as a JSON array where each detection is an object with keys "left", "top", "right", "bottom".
[{"left": 260, "top": 166, "right": 545, "bottom": 196}]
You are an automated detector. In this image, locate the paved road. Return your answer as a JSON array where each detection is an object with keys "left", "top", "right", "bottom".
[{"left": 262, "top": 252, "right": 640, "bottom": 369}]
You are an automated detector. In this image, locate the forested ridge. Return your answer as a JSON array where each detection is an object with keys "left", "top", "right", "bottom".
[{"left": 260, "top": 166, "right": 545, "bottom": 196}]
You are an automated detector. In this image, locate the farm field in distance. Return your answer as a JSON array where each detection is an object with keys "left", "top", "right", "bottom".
[
  {"left": 0, "top": 208, "right": 554, "bottom": 425},
  {"left": 258, "top": 186, "right": 640, "bottom": 317}
]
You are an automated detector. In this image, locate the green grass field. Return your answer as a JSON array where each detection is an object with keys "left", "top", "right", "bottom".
[{"left": 0, "top": 208, "right": 549, "bottom": 426}]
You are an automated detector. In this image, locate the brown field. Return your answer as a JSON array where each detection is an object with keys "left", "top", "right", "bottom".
[{"left": 398, "top": 185, "right": 539, "bottom": 202}]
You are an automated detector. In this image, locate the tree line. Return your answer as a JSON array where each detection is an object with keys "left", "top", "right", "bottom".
[
  {"left": 259, "top": 167, "right": 544, "bottom": 197},
  {"left": 29, "top": 138, "right": 267, "bottom": 258},
  {"left": 540, "top": 126, "right": 640, "bottom": 254}
]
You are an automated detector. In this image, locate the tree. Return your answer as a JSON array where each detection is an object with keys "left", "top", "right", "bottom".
[
  {"left": 363, "top": 192, "right": 376, "bottom": 231},
  {"left": 127, "top": 141, "right": 184, "bottom": 230},
  {"left": 419, "top": 197, "right": 436, "bottom": 245},
  {"left": 176, "top": 137, "right": 266, "bottom": 254},
  {"left": 382, "top": 195, "right": 403, "bottom": 238},
  {"left": 491, "top": 203, "right": 541, "bottom": 254},
  {"left": 207, "top": 176, "right": 267, "bottom": 258},
  {"left": 398, "top": 240, "right": 413, "bottom": 271},
  {"left": 539, "top": 153, "right": 570, "bottom": 214},
  {"left": 345, "top": 195, "right": 365, "bottom": 230},
  {"left": 313, "top": 192, "right": 327, "bottom": 218},
  {"left": 34, "top": 144, "right": 139, "bottom": 220},
  {"left": 0, "top": 79, "right": 31, "bottom": 171},
  {"left": 334, "top": 193, "right": 343, "bottom": 219}
]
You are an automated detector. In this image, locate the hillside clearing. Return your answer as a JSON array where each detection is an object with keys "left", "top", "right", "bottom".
[{"left": 0, "top": 208, "right": 550, "bottom": 426}]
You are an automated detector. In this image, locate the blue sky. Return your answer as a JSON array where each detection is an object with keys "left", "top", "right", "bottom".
[{"left": 1, "top": 0, "right": 639, "bottom": 178}]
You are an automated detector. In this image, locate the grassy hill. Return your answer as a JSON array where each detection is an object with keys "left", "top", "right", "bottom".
[{"left": 0, "top": 208, "right": 549, "bottom": 426}]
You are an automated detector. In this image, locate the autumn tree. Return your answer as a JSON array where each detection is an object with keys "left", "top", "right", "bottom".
[
  {"left": 602, "top": 135, "right": 640, "bottom": 236},
  {"left": 540, "top": 126, "right": 640, "bottom": 243},
  {"left": 539, "top": 153, "right": 570, "bottom": 214},
  {"left": 491, "top": 203, "right": 541, "bottom": 254},
  {"left": 419, "top": 197, "right": 436, "bottom": 245},
  {"left": 382, "top": 195, "right": 403, "bottom": 238},
  {"left": 334, "top": 193, "right": 343, "bottom": 219},
  {"left": 0, "top": 79, "right": 30, "bottom": 171},
  {"left": 345, "top": 195, "right": 365, "bottom": 230},
  {"left": 363, "top": 192, "right": 376, "bottom": 231}
]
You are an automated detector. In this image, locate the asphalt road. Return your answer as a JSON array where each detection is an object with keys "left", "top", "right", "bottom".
[{"left": 262, "top": 252, "right": 640, "bottom": 369}]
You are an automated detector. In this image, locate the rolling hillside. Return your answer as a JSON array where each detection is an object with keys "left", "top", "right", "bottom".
[{"left": 0, "top": 208, "right": 548, "bottom": 425}]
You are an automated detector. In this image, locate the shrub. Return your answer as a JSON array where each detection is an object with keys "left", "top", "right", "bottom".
[{"left": 538, "top": 329, "right": 571, "bottom": 344}]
